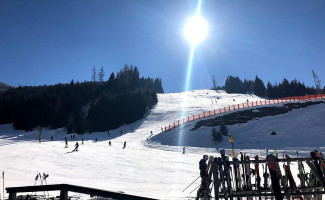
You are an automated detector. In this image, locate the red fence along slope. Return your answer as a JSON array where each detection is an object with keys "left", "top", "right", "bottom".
[{"left": 163, "top": 94, "right": 325, "bottom": 132}]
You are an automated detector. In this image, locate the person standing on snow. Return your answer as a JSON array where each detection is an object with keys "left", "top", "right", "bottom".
[
  {"left": 123, "top": 141, "right": 126, "bottom": 149},
  {"left": 65, "top": 137, "right": 68, "bottom": 148},
  {"left": 200, "top": 155, "right": 208, "bottom": 179},
  {"left": 196, "top": 155, "right": 209, "bottom": 199}
]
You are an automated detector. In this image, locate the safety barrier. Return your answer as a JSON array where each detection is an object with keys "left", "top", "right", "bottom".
[{"left": 163, "top": 94, "right": 325, "bottom": 132}]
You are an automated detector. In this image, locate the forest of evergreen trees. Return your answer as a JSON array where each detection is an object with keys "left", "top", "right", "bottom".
[
  {"left": 0, "top": 65, "right": 164, "bottom": 133},
  {"left": 223, "top": 75, "right": 324, "bottom": 98}
]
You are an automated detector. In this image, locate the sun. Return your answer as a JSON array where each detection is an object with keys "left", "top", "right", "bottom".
[{"left": 183, "top": 15, "right": 208, "bottom": 46}]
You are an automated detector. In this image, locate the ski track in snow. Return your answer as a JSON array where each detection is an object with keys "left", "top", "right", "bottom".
[{"left": 0, "top": 89, "right": 324, "bottom": 199}]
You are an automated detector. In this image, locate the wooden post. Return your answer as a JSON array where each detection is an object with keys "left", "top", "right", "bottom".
[
  {"left": 60, "top": 190, "right": 68, "bottom": 200},
  {"left": 9, "top": 192, "right": 17, "bottom": 200}
]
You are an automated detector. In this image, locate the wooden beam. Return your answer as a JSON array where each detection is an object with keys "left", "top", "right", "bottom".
[{"left": 6, "top": 184, "right": 157, "bottom": 200}]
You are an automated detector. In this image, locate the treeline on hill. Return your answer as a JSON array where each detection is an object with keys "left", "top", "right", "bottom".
[
  {"left": 223, "top": 75, "right": 324, "bottom": 98},
  {"left": 0, "top": 81, "right": 11, "bottom": 92},
  {"left": 0, "top": 65, "right": 164, "bottom": 133}
]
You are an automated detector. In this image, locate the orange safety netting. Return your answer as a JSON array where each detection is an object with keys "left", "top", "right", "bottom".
[{"left": 163, "top": 94, "right": 325, "bottom": 132}]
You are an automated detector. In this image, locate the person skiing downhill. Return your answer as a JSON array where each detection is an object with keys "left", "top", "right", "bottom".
[
  {"left": 74, "top": 142, "right": 79, "bottom": 151},
  {"left": 196, "top": 155, "right": 209, "bottom": 199},
  {"left": 123, "top": 141, "right": 126, "bottom": 149}
]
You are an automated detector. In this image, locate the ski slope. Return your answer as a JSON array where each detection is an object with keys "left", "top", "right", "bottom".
[{"left": 0, "top": 89, "right": 324, "bottom": 199}]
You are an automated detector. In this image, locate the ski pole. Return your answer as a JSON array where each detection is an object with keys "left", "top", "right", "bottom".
[
  {"left": 182, "top": 176, "right": 200, "bottom": 192},
  {"left": 189, "top": 184, "right": 201, "bottom": 194}
]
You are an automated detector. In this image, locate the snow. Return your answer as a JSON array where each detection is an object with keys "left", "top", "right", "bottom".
[{"left": 0, "top": 89, "right": 324, "bottom": 199}]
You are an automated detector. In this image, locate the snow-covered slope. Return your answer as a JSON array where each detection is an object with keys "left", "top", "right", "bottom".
[{"left": 0, "top": 90, "right": 324, "bottom": 199}]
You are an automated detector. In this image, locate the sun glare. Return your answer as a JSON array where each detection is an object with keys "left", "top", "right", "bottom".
[{"left": 183, "top": 15, "right": 208, "bottom": 46}]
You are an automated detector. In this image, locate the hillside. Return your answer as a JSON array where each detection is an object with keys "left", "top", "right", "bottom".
[
  {"left": 0, "top": 66, "right": 162, "bottom": 132},
  {"left": 0, "top": 89, "right": 324, "bottom": 199}
]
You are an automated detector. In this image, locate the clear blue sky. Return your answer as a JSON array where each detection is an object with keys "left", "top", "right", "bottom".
[{"left": 1, "top": 0, "right": 324, "bottom": 93}]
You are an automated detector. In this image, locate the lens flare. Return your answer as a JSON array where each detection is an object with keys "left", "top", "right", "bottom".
[
  {"left": 183, "top": 15, "right": 208, "bottom": 46},
  {"left": 178, "top": 0, "right": 206, "bottom": 146}
]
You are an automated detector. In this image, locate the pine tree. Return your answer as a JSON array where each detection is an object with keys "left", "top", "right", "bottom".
[
  {"left": 98, "top": 66, "right": 105, "bottom": 82},
  {"left": 254, "top": 75, "right": 266, "bottom": 97},
  {"left": 219, "top": 123, "right": 229, "bottom": 136},
  {"left": 212, "top": 75, "right": 217, "bottom": 90},
  {"left": 312, "top": 70, "right": 322, "bottom": 94},
  {"left": 92, "top": 66, "right": 97, "bottom": 82},
  {"left": 212, "top": 127, "right": 223, "bottom": 143}
]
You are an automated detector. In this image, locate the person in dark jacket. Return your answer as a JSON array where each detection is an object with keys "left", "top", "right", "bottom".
[
  {"left": 74, "top": 142, "right": 79, "bottom": 151},
  {"left": 199, "top": 155, "right": 209, "bottom": 178},
  {"left": 197, "top": 155, "right": 209, "bottom": 199}
]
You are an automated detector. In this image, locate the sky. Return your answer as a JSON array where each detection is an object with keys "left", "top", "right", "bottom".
[{"left": 0, "top": 0, "right": 325, "bottom": 93}]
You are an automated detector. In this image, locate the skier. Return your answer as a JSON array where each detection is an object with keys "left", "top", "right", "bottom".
[
  {"left": 50, "top": 136, "right": 53, "bottom": 141},
  {"left": 196, "top": 155, "right": 209, "bottom": 199},
  {"left": 74, "top": 142, "right": 79, "bottom": 151},
  {"left": 123, "top": 141, "right": 126, "bottom": 149},
  {"left": 65, "top": 137, "right": 68, "bottom": 148},
  {"left": 37, "top": 126, "right": 42, "bottom": 143},
  {"left": 183, "top": 147, "right": 185, "bottom": 154},
  {"left": 95, "top": 137, "right": 98, "bottom": 143},
  {"left": 38, "top": 132, "right": 41, "bottom": 143},
  {"left": 81, "top": 138, "right": 84, "bottom": 145},
  {"left": 108, "top": 141, "right": 111, "bottom": 146}
]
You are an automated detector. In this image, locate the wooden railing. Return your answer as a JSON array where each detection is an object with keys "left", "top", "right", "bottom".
[{"left": 6, "top": 184, "right": 157, "bottom": 200}]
